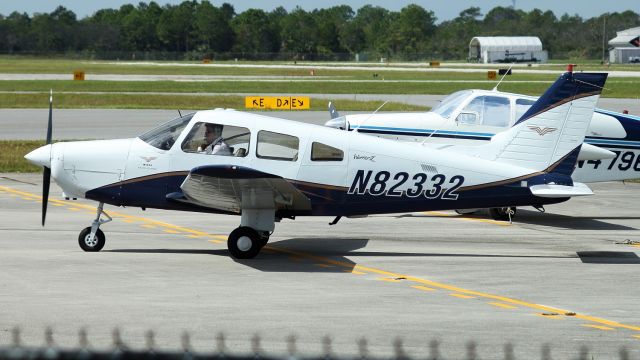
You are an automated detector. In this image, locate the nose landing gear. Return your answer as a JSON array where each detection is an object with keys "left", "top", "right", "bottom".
[{"left": 78, "top": 202, "right": 111, "bottom": 252}]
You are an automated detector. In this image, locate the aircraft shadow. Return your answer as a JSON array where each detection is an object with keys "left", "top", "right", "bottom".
[
  {"left": 577, "top": 251, "right": 640, "bottom": 264},
  {"left": 398, "top": 209, "right": 637, "bottom": 230}
]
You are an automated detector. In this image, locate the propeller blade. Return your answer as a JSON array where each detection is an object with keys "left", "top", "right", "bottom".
[
  {"left": 42, "top": 90, "right": 53, "bottom": 226},
  {"left": 46, "top": 90, "right": 53, "bottom": 145},
  {"left": 42, "top": 166, "right": 51, "bottom": 226}
]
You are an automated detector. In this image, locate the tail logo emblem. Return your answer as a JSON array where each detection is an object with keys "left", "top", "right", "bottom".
[{"left": 528, "top": 126, "right": 557, "bottom": 136}]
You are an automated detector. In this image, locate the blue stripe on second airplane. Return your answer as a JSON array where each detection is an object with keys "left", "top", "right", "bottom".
[{"left": 353, "top": 125, "right": 640, "bottom": 150}]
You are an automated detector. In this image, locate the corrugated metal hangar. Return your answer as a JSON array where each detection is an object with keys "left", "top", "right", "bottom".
[
  {"left": 608, "top": 26, "right": 640, "bottom": 63},
  {"left": 468, "top": 36, "right": 548, "bottom": 63}
]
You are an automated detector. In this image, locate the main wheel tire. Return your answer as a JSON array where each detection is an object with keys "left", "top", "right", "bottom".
[
  {"left": 78, "top": 227, "right": 106, "bottom": 252},
  {"left": 227, "top": 227, "right": 262, "bottom": 259},
  {"left": 489, "top": 207, "right": 517, "bottom": 221}
]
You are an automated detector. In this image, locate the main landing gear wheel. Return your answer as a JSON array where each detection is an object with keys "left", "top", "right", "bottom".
[
  {"left": 227, "top": 227, "right": 263, "bottom": 259},
  {"left": 78, "top": 227, "right": 105, "bottom": 252},
  {"left": 489, "top": 207, "right": 517, "bottom": 222}
]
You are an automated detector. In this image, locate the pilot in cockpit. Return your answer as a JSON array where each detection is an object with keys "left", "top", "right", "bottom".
[{"left": 198, "top": 123, "right": 231, "bottom": 155}]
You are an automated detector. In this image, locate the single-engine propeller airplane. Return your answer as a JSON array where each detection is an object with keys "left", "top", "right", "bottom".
[
  {"left": 26, "top": 71, "right": 606, "bottom": 259},
  {"left": 326, "top": 70, "right": 638, "bottom": 220}
]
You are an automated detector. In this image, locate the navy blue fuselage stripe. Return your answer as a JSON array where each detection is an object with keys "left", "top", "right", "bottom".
[{"left": 84, "top": 170, "right": 571, "bottom": 217}]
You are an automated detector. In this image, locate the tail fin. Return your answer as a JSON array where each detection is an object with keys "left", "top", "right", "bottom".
[{"left": 483, "top": 72, "right": 607, "bottom": 172}]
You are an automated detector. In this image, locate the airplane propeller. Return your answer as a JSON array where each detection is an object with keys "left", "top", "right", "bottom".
[{"left": 41, "top": 90, "right": 53, "bottom": 226}]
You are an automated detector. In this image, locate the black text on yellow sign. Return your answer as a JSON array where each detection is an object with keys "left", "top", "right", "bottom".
[{"left": 245, "top": 96, "right": 310, "bottom": 110}]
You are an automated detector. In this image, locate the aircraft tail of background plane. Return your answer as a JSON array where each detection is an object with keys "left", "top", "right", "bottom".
[{"left": 478, "top": 71, "right": 608, "bottom": 173}]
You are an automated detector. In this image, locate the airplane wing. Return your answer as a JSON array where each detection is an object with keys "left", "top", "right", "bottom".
[{"left": 171, "top": 165, "right": 312, "bottom": 214}]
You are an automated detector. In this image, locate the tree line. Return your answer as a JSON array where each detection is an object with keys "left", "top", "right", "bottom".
[{"left": 0, "top": 1, "right": 639, "bottom": 60}]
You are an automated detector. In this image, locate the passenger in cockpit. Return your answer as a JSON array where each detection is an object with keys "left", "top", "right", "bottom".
[{"left": 199, "top": 123, "right": 231, "bottom": 155}]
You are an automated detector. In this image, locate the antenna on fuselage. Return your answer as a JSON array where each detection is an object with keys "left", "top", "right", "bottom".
[
  {"left": 354, "top": 101, "right": 388, "bottom": 133},
  {"left": 491, "top": 63, "right": 514, "bottom": 92}
]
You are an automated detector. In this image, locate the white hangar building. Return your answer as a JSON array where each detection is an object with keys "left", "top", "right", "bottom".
[
  {"left": 608, "top": 26, "right": 640, "bottom": 63},
  {"left": 469, "top": 36, "right": 548, "bottom": 63}
]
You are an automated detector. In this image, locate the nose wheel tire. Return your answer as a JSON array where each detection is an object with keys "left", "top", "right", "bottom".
[
  {"left": 228, "top": 227, "right": 262, "bottom": 259},
  {"left": 78, "top": 227, "right": 105, "bottom": 252},
  {"left": 489, "top": 207, "right": 517, "bottom": 221}
]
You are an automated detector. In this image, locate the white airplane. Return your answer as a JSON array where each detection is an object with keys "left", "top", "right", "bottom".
[
  {"left": 25, "top": 71, "right": 606, "bottom": 259},
  {"left": 326, "top": 73, "right": 639, "bottom": 220}
]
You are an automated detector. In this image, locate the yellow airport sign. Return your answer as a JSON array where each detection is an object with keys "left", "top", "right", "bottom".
[{"left": 245, "top": 96, "right": 310, "bottom": 110}]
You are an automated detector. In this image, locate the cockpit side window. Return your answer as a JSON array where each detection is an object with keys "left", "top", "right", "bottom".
[
  {"left": 515, "top": 98, "right": 536, "bottom": 123},
  {"left": 181, "top": 122, "right": 250, "bottom": 157},
  {"left": 257, "top": 130, "right": 299, "bottom": 161},
  {"left": 432, "top": 90, "right": 472, "bottom": 119},
  {"left": 463, "top": 96, "right": 510, "bottom": 127},
  {"left": 139, "top": 113, "right": 194, "bottom": 150}
]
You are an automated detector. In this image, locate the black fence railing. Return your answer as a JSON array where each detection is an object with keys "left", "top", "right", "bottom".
[{"left": 0, "top": 328, "right": 635, "bottom": 360}]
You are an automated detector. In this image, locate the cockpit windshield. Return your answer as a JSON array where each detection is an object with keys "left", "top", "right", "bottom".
[
  {"left": 139, "top": 113, "right": 194, "bottom": 150},
  {"left": 432, "top": 90, "right": 472, "bottom": 119}
]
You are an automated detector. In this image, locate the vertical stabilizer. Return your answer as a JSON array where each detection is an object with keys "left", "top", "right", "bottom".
[{"left": 482, "top": 72, "right": 607, "bottom": 172}]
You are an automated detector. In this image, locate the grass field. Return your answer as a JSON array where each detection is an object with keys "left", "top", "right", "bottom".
[{"left": 0, "top": 140, "right": 44, "bottom": 172}]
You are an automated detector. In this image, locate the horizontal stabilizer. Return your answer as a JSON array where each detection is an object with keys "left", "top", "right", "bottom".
[{"left": 530, "top": 182, "right": 593, "bottom": 198}]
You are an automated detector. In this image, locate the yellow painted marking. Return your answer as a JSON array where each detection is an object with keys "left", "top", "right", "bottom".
[
  {"left": 185, "top": 234, "right": 202, "bottom": 239},
  {"left": 345, "top": 270, "right": 367, "bottom": 275},
  {"left": 582, "top": 324, "right": 615, "bottom": 331},
  {"left": 632, "top": 244, "right": 640, "bottom": 248},
  {"left": 21, "top": 197, "right": 34, "bottom": 201},
  {"left": 314, "top": 263, "right": 334, "bottom": 268},
  {"left": 450, "top": 293, "right": 476, "bottom": 299},
  {"left": 536, "top": 313, "right": 563, "bottom": 320},
  {"left": 51, "top": 203, "right": 63, "bottom": 207},
  {"left": 120, "top": 219, "right": 137, "bottom": 223},
  {"left": 633, "top": 335, "right": 640, "bottom": 339},
  {"left": 421, "top": 211, "right": 510, "bottom": 226},
  {"left": 163, "top": 229, "right": 180, "bottom": 234},
  {"left": 489, "top": 302, "right": 517, "bottom": 309},
  {"left": 412, "top": 285, "right": 436, "bottom": 292},
  {"left": 378, "top": 277, "right": 403, "bottom": 282},
  {"left": 5, "top": 184, "right": 640, "bottom": 334},
  {"left": 141, "top": 224, "right": 157, "bottom": 229},
  {"left": 67, "top": 207, "right": 81, "bottom": 211},
  {"left": 208, "top": 239, "right": 224, "bottom": 244}
]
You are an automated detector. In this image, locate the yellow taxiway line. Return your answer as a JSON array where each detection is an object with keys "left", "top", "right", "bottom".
[{"left": 2, "top": 184, "right": 640, "bottom": 338}]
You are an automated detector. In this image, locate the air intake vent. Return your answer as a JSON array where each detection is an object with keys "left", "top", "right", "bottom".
[{"left": 421, "top": 164, "right": 438, "bottom": 173}]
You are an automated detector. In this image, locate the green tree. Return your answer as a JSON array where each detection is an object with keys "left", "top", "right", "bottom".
[
  {"left": 156, "top": 1, "right": 197, "bottom": 52},
  {"left": 194, "top": 1, "right": 234, "bottom": 52},
  {"left": 231, "top": 8, "right": 279, "bottom": 54}
]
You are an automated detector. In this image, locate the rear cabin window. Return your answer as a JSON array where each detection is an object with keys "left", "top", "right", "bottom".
[
  {"left": 311, "top": 142, "right": 344, "bottom": 161},
  {"left": 257, "top": 131, "right": 299, "bottom": 161}
]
